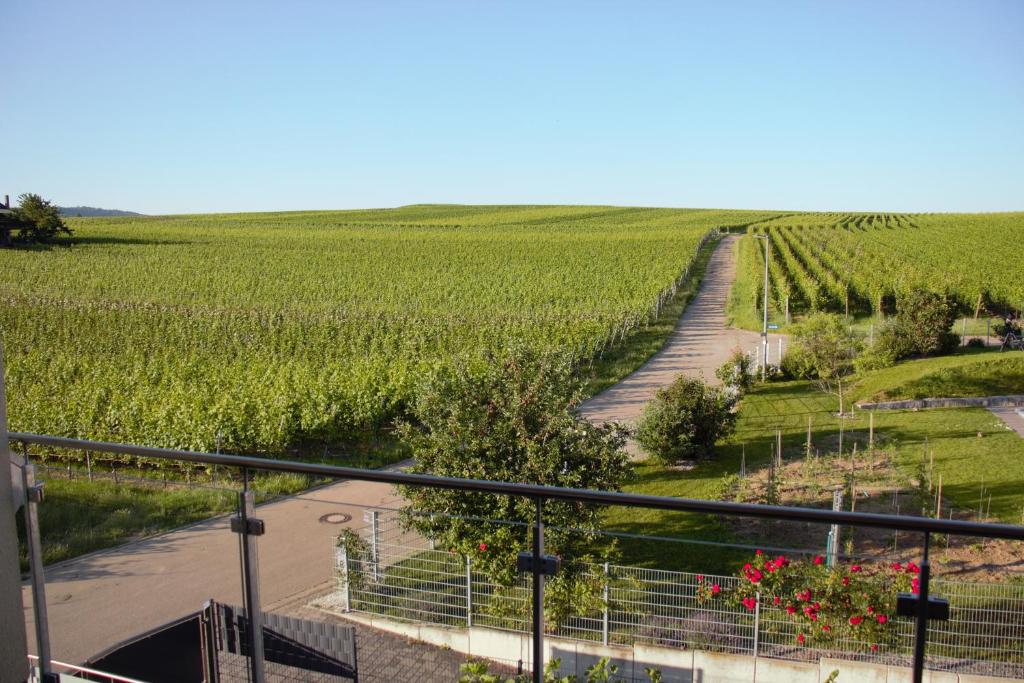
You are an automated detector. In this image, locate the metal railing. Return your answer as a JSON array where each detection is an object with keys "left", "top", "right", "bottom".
[{"left": 8, "top": 431, "right": 1024, "bottom": 683}]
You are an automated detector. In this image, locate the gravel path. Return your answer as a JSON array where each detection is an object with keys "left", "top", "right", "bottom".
[{"left": 579, "top": 235, "right": 782, "bottom": 428}]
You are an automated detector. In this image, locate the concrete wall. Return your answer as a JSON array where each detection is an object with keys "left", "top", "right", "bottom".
[{"left": 332, "top": 611, "right": 1023, "bottom": 683}]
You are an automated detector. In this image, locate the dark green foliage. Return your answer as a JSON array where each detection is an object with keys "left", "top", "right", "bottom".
[
  {"left": 7, "top": 193, "right": 73, "bottom": 244},
  {"left": 636, "top": 375, "right": 737, "bottom": 464},
  {"left": 397, "top": 347, "right": 632, "bottom": 624},
  {"left": 858, "top": 291, "right": 960, "bottom": 371}
]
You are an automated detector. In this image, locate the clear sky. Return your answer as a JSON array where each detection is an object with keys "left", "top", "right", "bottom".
[{"left": 2, "top": 1, "right": 1022, "bottom": 215}]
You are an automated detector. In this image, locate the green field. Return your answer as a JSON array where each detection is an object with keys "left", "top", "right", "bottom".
[{"left": 0, "top": 205, "right": 771, "bottom": 457}]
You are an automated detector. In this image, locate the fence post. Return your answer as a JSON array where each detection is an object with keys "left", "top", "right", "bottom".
[
  {"left": 339, "top": 543, "right": 351, "bottom": 612},
  {"left": 365, "top": 509, "right": 381, "bottom": 582},
  {"left": 602, "top": 562, "right": 610, "bottom": 646},
  {"left": 466, "top": 555, "right": 473, "bottom": 627},
  {"left": 752, "top": 590, "right": 761, "bottom": 658}
]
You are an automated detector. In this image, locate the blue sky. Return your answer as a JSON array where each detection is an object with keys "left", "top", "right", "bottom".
[{"left": 2, "top": 1, "right": 1021, "bottom": 214}]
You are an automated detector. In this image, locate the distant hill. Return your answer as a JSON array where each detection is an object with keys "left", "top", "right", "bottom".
[{"left": 59, "top": 206, "right": 144, "bottom": 217}]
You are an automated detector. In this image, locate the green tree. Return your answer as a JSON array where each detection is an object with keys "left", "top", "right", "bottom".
[
  {"left": 635, "top": 375, "right": 737, "bottom": 464},
  {"left": 397, "top": 348, "right": 631, "bottom": 624},
  {"left": 10, "top": 193, "right": 73, "bottom": 243},
  {"left": 782, "top": 313, "right": 860, "bottom": 415}
]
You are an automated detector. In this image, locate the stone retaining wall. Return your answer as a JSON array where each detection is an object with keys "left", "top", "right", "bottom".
[{"left": 856, "top": 395, "right": 1024, "bottom": 411}]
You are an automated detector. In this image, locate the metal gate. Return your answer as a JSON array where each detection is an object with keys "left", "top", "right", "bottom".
[{"left": 200, "top": 601, "right": 358, "bottom": 682}]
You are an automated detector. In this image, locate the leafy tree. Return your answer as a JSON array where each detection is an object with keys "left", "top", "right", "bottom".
[
  {"left": 635, "top": 375, "right": 737, "bottom": 464},
  {"left": 8, "top": 194, "right": 73, "bottom": 244},
  {"left": 782, "top": 313, "right": 860, "bottom": 415},
  {"left": 397, "top": 347, "right": 631, "bottom": 624}
]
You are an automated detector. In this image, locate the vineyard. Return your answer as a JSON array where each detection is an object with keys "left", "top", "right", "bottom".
[
  {"left": 734, "top": 212, "right": 1024, "bottom": 321},
  {"left": 0, "top": 205, "right": 772, "bottom": 458}
]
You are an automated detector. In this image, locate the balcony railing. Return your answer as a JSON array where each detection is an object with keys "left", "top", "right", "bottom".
[{"left": 8, "top": 431, "right": 1024, "bottom": 683}]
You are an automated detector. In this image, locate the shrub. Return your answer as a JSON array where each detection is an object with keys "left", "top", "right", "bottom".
[
  {"left": 718, "top": 550, "right": 918, "bottom": 651},
  {"left": 715, "top": 348, "right": 755, "bottom": 392},
  {"left": 636, "top": 376, "right": 736, "bottom": 464},
  {"left": 895, "top": 291, "right": 960, "bottom": 356}
]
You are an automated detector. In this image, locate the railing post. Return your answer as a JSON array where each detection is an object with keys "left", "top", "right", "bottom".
[
  {"left": 235, "top": 473, "right": 266, "bottom": 683},
  {"left": 532, "top": 497, "right": 545, "bottom": 683},
  {"left": 466, "top": 555, "right": 473, "bottom": 627},
  {"left": 601, "top": 562, "right": 610, "bottom": 646},
  {"left": 752, "top": 590, "right": 761, "bottom": 658},
  {"left": 912, "top": 533, "right": 932, "bottom": 683},
  {"left": 22, "top": 454, "right": 58, "bottom": 683}
]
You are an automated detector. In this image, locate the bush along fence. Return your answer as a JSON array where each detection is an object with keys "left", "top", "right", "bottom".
[{"left": 329, "top": 509, "right": 1024, "bottom": 679}]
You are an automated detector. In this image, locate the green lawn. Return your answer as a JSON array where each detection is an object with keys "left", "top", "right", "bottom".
[
  {"left": 851, "top": 349, "right": 1024, "bottom": 403},
  {"left": 611, "top": 377, "right": 1024, "bottom": 573}
]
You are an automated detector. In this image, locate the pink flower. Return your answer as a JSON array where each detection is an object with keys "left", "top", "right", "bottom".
[
  {"left": 849, "top": 616, "right": 864, "bottom": 626},
  {"left": 797, "top": 633, "right": 805, "bottom": 645},
  {"left": 871, "top": 644, "right": 879, "bottom": 652},
  {"left": 479, "top": 543, "right": 488, "bottom": 552},
  {"left": 842, "top": 577, "right": 850, "bottom": 586},
  {"left": 813, "top": 602, "right": 821, "bottom": 610},
  {"left": 775, "top": 555, "right": 788, "bottom": 567},
  {"left": 867, "top": 605, "right": 874, "bottom": 614},
  {"left": 851, "top": 565, "right": 862, "bottom": 573},
  {"left": 773, "top": 596, "right": 781, "bottom": 606},
  {"left": 755, "top": 549, "right": 763, "bottom": 556},
  {"left": 891, "top": 562, "right": 903, "bottom": 571},
  {"left": 906, "top": 562, "right": 920, "bottom": 574},
  {"left": 764, "top": 560, "right": 777, "bottom": 572},
  {"left": 877, "top": 615, "right": 888, "bottom": 624},
  {"left": 813, "top": 555, "right": 824, "bottom": 565},
  {"left": 711, "top": 584, "right": 721, "bottom": 595},
  {"left": 743, "top": 563, "right": 752, "bottom": 571},
  {"left": 697, "top": 574, "right": 704, "bottom": 582},
  {"left": 912, "top": 578, "right": 921, "bottom": 594},
  {"left": 785, "top": 605, "right": 797, "bottom": 615},
  {"left": 822, "top": 624, "right": 831, "bottom": 633},
  {"left": 797, "top": 589, "right": 813, "bottom": 602},
  {"left": 742, "top": 596, "right": 758, "bottom": 611}
]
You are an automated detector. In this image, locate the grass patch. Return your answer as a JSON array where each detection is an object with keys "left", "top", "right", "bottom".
[
  {"left": 852, "top": 349, "right": 1024, "bottom": 402},
  {"left": 609, "top": 378, "right": 1024, "bottom": 573},
  {"left": 584, "top": 235, "right": 720, "bottom": 396}
]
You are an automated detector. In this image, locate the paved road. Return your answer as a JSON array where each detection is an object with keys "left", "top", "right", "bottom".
[
  {"left": 579, "top": 235, "right": 782, "bottom": 427},
  {"left": 23, "top": 476, "right": 403, "bottom": 664},
  {"left": 991, "top": 406, "right": 1024, "bottom": 438}
]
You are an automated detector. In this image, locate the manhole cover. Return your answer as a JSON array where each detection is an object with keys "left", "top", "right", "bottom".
[{"left": 318, "top": 512, "right": 352, "bottom": 525}]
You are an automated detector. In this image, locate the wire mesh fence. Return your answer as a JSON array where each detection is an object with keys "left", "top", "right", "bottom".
[{"left": 327, "top": 508, "right": 1024, "bottom": 678}]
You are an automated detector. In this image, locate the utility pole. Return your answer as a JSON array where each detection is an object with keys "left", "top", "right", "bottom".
[{"left": 755, "top": 234, "right": 770, "bottom": 380}]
